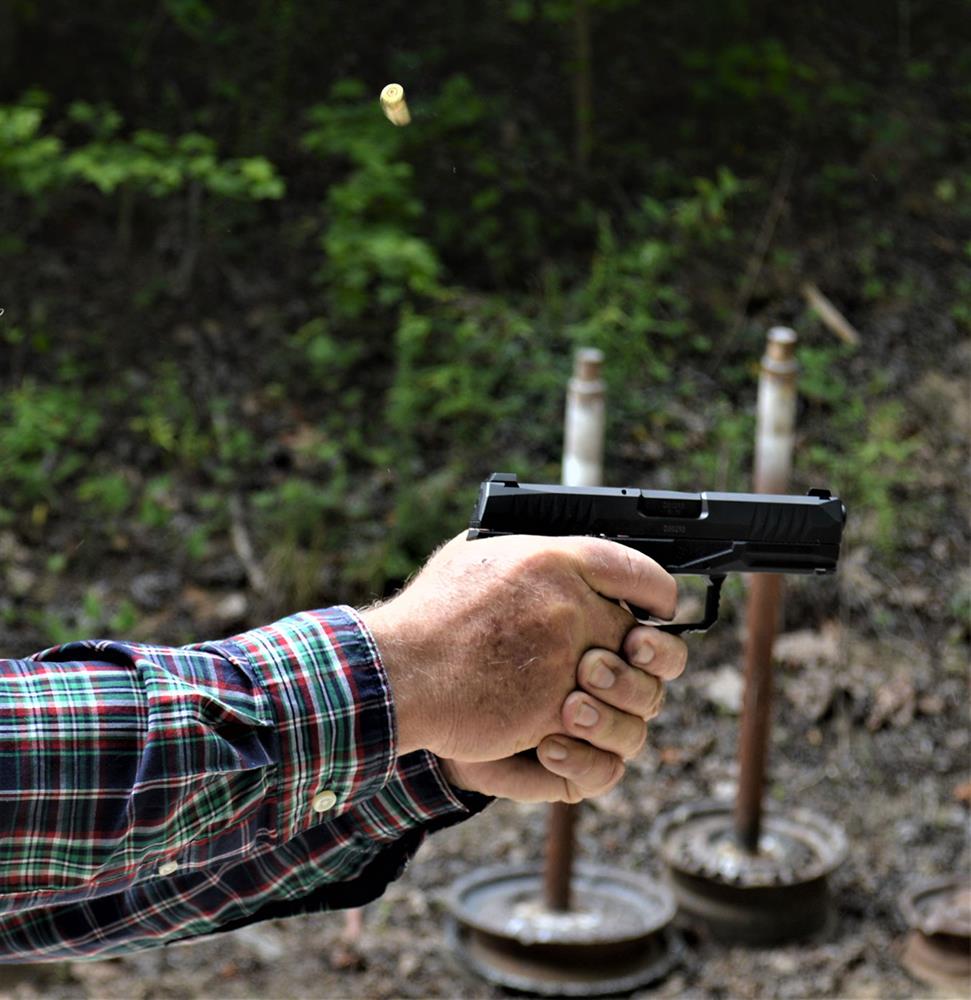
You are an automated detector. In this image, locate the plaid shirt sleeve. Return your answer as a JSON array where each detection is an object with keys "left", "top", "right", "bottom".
[{"left": 0, "top": 605, "right": 487, "bottom": 953}]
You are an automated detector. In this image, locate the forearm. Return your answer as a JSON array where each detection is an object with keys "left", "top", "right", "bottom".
[{"left": 0, "top": 608, "right": 458, "bottom": 909}]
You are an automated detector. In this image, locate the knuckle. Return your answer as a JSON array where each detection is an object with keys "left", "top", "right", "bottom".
[
  {"left": 546, "top": 597, "right": 574, "bottom": 631},
  {"left": 587, "top": 750, "right": 624, "bottom": 793},
  {"left": 667, "top": 576, "right": 679, "bottom": 620},
  {"left": 672, "top": 637, "right": 688, "bottom": 677},
  {"left": 626, "top": 722, "right": 647, "bottom": 759},
  {"left": 561, "top": 778, "right": 584, "bottom": 804},
  {"left": 574, "top": 748, "right": 600, "bottom": 782},
  {"left": 645, "top": 677, "right": 665, "bottom": 718},
  {"left": 601, "top": 756, "right": 625, "bottom": 793}
]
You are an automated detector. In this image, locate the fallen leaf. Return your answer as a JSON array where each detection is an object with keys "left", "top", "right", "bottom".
[
  {"left": 784, "top": 669, "right": 837, "bottom": 721},
  {"left": 917, "top": 693, "right": 946, "bottom": 716},
  {"left": 182, "top": 586, "right": 249, "bottom": 628},
  {"left": 329, "top": 942, "right": 366, "bottom": 972},
  {"left": 658, "top": 736, "right": 715, "bottom": 767},
  {"left": 867, "top": 676, "right": 916, "bottom": 731},
  {"left": 702, "top": 664, "right": 744, "bottom": 714},
  {"left": 774, "top": 624, "right": 841, "bottom": 667}
]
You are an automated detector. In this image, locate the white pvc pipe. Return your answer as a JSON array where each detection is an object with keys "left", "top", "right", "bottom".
[
  {"left": 754, "top": 328, "right": 798, "bottom": 494},
  {"left": 562, "top": 348, "right": 606, "bottom": 488}
]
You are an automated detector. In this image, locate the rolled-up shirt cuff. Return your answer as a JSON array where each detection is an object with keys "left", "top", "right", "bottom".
[{"left": 350, "top": 749, "right": 493, "bottom": 842}]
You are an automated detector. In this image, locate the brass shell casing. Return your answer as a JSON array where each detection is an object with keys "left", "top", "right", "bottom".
[{"left": 379, "top": 83, "right": 411, "bottom": 126}]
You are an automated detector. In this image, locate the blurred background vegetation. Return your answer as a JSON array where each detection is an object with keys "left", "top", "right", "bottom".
[{"left": 0, "top": 0, "right": 968, "bottom": 650}]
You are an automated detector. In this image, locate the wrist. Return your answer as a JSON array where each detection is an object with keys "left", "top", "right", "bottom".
[
  {"left": 358, "top": 603, "right": 431, "bottom": 757},
  {"left": 437, "top": 757, "right": 469, "bottom": 791}
]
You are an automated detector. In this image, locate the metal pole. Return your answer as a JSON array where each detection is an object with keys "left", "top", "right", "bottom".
[
  {"left": 735, "top": 328, "right": 799, "bottom": 853},
  {"left": 544, "top": 348, "right": 606, "bottom": 911}
]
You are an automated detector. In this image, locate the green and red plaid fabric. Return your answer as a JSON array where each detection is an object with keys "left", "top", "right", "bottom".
[{"left": 0, "top": 606, "right": 486, "bottom": 960}]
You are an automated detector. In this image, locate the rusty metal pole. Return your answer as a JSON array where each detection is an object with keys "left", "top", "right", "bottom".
[
  {"left": 735, "top": 328, "right": 799, "bottom": 853},
  {"left": 544, "top": 348, "right": 606, "bottom": 911}
]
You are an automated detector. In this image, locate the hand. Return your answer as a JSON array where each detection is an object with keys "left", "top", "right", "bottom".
[
  {"left": 440, "top": 626, "right": 687, "bottom": 801},
  {"left": 359, "top": 532, "right": 680, "bottom": 776}
]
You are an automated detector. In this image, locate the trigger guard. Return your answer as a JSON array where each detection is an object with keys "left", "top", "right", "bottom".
[{"left": 627, "top": 575, "right": 726, "bottom": 634}]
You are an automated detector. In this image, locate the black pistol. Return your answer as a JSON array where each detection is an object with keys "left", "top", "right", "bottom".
[{"left": 467, "top": 472, "right": 846, "bottom": 633}]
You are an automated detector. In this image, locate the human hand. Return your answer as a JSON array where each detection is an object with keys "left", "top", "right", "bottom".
[
  {"left": 439, "top": 627, "right": 687, "bottom": 801},
  {"left": 359, "top": 532, "right": 685, "bottom": 800}
]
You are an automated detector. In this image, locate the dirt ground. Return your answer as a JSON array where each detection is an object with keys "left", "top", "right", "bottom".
[
  {"left": 1, "top": 320, "right": 968, "bottom": 1000},
  {"left": 1, "top": 601, "right": 968, "bottom": 1000}
]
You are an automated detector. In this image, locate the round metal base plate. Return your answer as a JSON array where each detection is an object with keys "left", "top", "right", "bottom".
[
  {"left": 445, "top": 862, "right": 682, "bottom": 996},
  {"left": 898, "top": 878, "right": 971, "bottom": 992},
  {"left": 652, "top": 800, "right": 847, "bottom": 945}
]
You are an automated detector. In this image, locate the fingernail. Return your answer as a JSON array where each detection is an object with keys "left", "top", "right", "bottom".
[
  {"left": 631, "top": 645, "right": 655, "bottom": 668},
  {"left": 589, "top": 662, "right": 616, "bottom": 689},
  {"left": 544, "top": 740, "right": 569, "bottom": 761},
  {"left": 576, "top": 702, "right": 600, "bottom": 727}
]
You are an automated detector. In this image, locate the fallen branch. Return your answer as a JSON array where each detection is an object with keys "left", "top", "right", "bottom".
[
  {"left": 228, "top": 493, "right": 268, "bottom": 595},
  {"left": 802, "top": 282, "right": 861, "bottom": 347}
]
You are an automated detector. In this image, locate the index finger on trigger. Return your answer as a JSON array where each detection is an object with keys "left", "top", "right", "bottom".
[{"left": 565, "top": 537, "right": 678, "bottom": 623}]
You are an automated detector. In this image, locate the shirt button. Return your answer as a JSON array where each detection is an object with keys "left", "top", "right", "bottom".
[
  {"left": 311, "top": 789, "right": 338, "bottom": 813},
  {"left": 158, "top": 860, "right": 179, "bottom": 876}
]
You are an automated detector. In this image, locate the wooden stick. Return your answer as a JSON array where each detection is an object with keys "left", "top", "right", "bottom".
[
  {"left": 228, "top": 494, "right": 268, "bottom": 595},
  {"left": 802, "top": 282, "right": 861, "bottom": 347}
]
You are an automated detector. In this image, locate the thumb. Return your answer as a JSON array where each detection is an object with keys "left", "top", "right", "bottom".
[{"left": 566, "top": 537, "right": 678, "bottom": 621}]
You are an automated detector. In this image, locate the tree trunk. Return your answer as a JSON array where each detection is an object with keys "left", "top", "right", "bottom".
[{"left": 573, "top": 0, "right": 593, "bottom": 175}]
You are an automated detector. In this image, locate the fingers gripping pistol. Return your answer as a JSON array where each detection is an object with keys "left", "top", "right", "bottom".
[{"left": 467, "top": 472, "right": 846, "bottom": 634}]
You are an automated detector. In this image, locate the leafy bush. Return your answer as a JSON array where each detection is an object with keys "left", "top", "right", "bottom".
[
  {"left": 0, "top": 381, "right": 102, "bottom": 522},
  {"left": 799, "top": 346, "right": 924, "bottom": 555},
  {"left": 1, "top": 93, "right": 284, "bottom": 207},
  {"left": 302, "top": 79, "right": 443, "bottom": 322}
]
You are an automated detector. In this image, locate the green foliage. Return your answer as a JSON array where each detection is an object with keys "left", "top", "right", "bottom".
[
  {"left": 294, "top": 317, "right": 366, "bottom": 389},
  {"left": 683, "top": 38, "right": 815, "bottom": 114},
  {"left": 1, "top": 0, "right": 965, "bottom": 626},
  {"left": 0, "top": 96, "right": 63, "bottom": 195},
  {"left": 138, "top": 476, "right": 178, "bottom": 530},
  {"left": 798, "top": 344, "right": 857, "bottom": 406},
  {"left": 0, "top": 94, "right": 284, "bottom": 204},
  {"left": 28, "top": 588, "right": 139, "bottom": 646},
  {"left": 557, "top": 169, "right": 742, "bottom": 444},
  {"left": 129, "top": 365, "right": 211, "bottom": 466},
  {"left": 251, "top": 470, "right": 352, "bottom": 608},
  {"left": 0, "top": 381, "right": 102, "bottom": 520},
  {"left": 303, "top": 79, "right": 444, "bottom": 321},
  {"left": 680, "top": 407, "right": 755, "bottom": 491},
  {"left": 799, "top": 346, "right": 924, "bottom": 555},
  {"left": 253, "top": 474, "right": 349, "bottom": 551},
  {"left": 388, "top": 300, "right": 551, "bottom": 448},
  {"left": 76, "top": 472, "right": 133, "bottom": 517},
  {"left": 65, "top": 129, "right": 284, "bottom": 200},
  {"left": 163, "top": 0, "right": 216, "bottom": 38}
]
